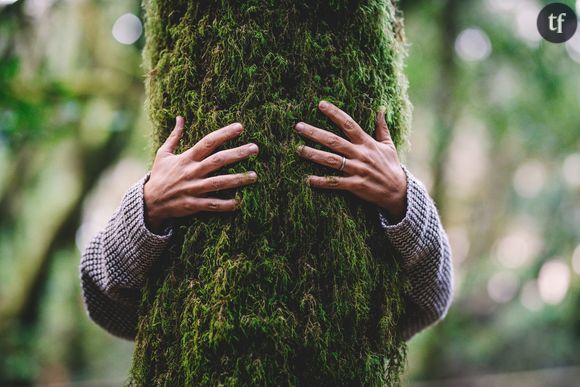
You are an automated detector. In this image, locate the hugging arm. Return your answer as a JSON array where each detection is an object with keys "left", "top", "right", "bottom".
[
  {"left": 79, "top": 117, "right": 260, "bottom": 339},
  {"left": 378, "top": 164, "right": 454, "bottom": 340},
  {"left": 79, "top": 173, "right": 173, "bottom": 340}
]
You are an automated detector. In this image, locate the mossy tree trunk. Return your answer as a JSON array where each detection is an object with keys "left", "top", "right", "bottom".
[{"left": 131, "top": 0, "right": 412, "bottom": 385}]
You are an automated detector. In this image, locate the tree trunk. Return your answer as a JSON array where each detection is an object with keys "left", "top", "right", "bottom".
[{"left": 131, "top": 1, "right": 412, "bottom": 385}]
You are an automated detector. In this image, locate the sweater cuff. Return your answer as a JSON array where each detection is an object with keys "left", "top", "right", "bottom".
[
  {"left": 138, "top": 172, "right": 173, "bottom": 238},
  {"left": 108, "top": 172, "right": 173, "bottom": 289},
  {"left": 378, "top": 164, "right": 431, "bottom": 266},
  {"left": 124, "top": 172, "right": 173, "bottom": 241}
]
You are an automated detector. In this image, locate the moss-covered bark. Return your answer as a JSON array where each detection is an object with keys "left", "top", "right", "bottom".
[{"left": 131, "top": 0, "right": 412, "bottom": 385}]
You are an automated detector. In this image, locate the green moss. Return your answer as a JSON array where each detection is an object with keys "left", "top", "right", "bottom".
[{"left": 131, "top": 0, "right": 412, "bottom": 385}]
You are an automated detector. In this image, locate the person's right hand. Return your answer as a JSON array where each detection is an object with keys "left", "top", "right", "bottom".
[{"left": 143, "top": 116, "right": 259, "bottom": 234}]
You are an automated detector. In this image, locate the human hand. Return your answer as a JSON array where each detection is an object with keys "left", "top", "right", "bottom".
[
  {"left": 294, "top": 100, "right": 407, "bottom": 224},
  {"left": 143, "top": 116, "right": 259, "bottom": 234}
]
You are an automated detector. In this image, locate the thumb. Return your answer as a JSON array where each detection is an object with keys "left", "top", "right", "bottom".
[
  {"left": 375, "top": 107, "right": 391, "bottom": 143},
  {"left": 159, "top": 116, "right": 185, "bottom": 154}
]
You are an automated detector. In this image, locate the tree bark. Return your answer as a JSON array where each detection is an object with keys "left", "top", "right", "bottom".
[{"left": 132, "top": 1, "right": 412, "bottom": 385}]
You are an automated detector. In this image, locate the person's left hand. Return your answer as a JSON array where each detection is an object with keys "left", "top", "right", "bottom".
[{"left": 294, "top": 100, "right": 408, "bottom": 224}]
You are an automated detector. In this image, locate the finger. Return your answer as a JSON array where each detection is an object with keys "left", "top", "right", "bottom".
[
  {"left": 318, "top": 100, "right": 369, "bottom": 145},
  {"left": 159, "top": 116, "right": 185, "bottom": 154},
  {"left": 186, "top": 197, "right": 242, "bottom": 213},
  {"left": 296, "top": 145, "right": 366, "bottom": 175},
  {"left": 294, "top": 122, "right": 359, "bottom": 159},
  {"left": 375, "top": 107, "right": 392, "bottom": 143},
  {"left": 306, "top": 175, "right": 361, "bottom": 191},
  {"left": 191, "top": 172, "right": 258, "bottom": 194},
  {"left": 195, "top": 143, "right": 259, "bottom": 176},
  {"left": 182, "top": 122, "right": 244, "bottom": 161}
]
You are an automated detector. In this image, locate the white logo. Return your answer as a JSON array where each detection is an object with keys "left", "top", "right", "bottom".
[{"left": 548, "top": 12, "right": 567, "bottom": 34}]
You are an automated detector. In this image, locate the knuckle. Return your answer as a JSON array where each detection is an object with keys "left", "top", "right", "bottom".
[
  {"left": 358, "top": 149, "right": 372, "bottom": 164},
  {"left": 327, "top": 176, "right": 340, "bottom": 187},
  {"left": 327, "top": 136, "right": 339, "bottom": 147},
  {"left": 358, "top": 165, "right": 372, "bottom": 178},
  {"left": 188, "top": 162, "right": 201, "bottom": 177},
  {"left": 327, "top": 155, "right": 339, "bottom": 166},
  {"left": 208, "top": 200, "right": 220, "bottom": 210},
  {"left": 367, "top": 151, "right": 379, "bottom": 167},
  {"left": 211, "top": 179, "right": 222, "bottom": 191},
  {"left": 212, "top": 155, "right": 224, "bottom": 165},
  {"left": 343, "top": 119, "right": 356, "bottom": 130}
]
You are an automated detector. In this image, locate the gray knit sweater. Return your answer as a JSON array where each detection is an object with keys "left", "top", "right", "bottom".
[{"left": 79, "top": 164, "right": 453, "bottom": 342}]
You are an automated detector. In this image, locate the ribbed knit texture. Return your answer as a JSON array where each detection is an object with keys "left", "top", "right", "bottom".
[{"left": 79, "top": 164, "right": 453, "bottom": 342}]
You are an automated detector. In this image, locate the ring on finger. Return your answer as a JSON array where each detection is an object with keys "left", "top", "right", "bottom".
[{"left": 339, "top": 156, "right": 347, "bottom": 172}]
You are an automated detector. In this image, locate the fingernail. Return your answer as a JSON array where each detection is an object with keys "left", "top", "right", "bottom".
[
  {"left": 319, "top": 100, "right": 329, "bottom": 109},
  {"left": 249, "top": 143, "right": 259, "bottom": 153},
  {"left": 235, "top": 122, "right": 244, "bottom": 133},
  {"left": 296, "top": 145, "right": 304, "bottom": 154},
  {"left": 295, "top": 122, "right": 304, "bottom": 132},
  {"left": 249, "top": 171, "right": 258, "bottom": 180}
]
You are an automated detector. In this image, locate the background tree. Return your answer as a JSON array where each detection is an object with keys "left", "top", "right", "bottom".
[{"left": 130, "top": 0, "right": 413, "bottom": 385}]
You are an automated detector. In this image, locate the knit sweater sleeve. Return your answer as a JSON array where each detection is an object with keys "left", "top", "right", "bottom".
[
  {"left": 79, "top": 172, "right": 173, "bottom": 340},
  {"left": 377, "top": 164, "right": 454, "bottom": 341}
]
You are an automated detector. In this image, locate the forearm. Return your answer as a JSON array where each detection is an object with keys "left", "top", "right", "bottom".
[
  {"left": 378, "top": 164, "right": 454, "bottom": 340},
  {"left": 79, "top": 172, "right": 173, "bottom": 339}
]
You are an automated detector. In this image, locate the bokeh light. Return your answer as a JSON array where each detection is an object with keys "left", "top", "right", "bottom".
[
  {"left": 538, "top": 259, "right": 570, "bottom": 305},
  {"left": 514, "top": 2, "right": 542, "bottom": 46},
  {"left": 112, "top": 13, "right": 143, "bottom": 45},
  {"left": 455, "top": 28, "right": 492, "bottom": 62}
]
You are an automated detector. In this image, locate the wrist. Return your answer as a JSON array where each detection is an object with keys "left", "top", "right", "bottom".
[
  {"left": 378, "top": 166, "right": 408, "bottom": 224},
  {"left": 378, "top": 192, "right": 407, "bottom": 224},
  {"left": 143, "top": 180, "right": 168, "bottom": 234}
]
